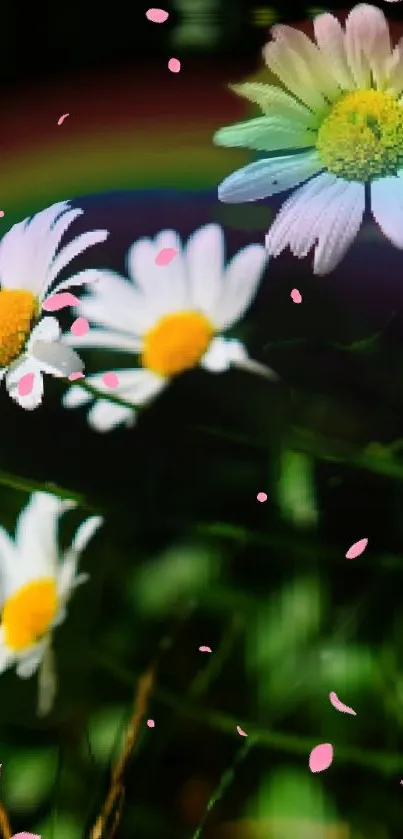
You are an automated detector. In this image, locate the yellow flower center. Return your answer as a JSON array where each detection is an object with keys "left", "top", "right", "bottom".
[
  {"left": 316, "top": 89, "right": 403, "bottom": 181},
  {"left": 141, "top": 311, "right": 214, "bottom": 377},
  {"left": 0, "top": 289, "right": 38, "bottom": 367},
  {"left": 2, "top": 578, "right": 58, "bottom": 652}
]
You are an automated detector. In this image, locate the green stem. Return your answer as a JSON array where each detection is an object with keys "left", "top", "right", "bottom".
[
  {"left": 96, "top": 654, "right": 403, "bottom": 775},
  {"left": 190, "top": 737, "right": 255, "bottom": 839},
  {"left": 0, "top": 468, "right": 91, "bottom": 507}
]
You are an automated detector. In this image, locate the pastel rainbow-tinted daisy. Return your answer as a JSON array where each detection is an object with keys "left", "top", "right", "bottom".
[{"left": 215, "top": 4, "right": 403, "bottom": 274}]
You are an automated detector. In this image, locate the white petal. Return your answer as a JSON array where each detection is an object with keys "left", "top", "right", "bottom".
[
  {"left": 371, "top": 175, "right": 403, "bottom": 247},
  {"left": 345, "top": 4, "right": 391, "bottom": 91},
  {"left": 16, "top": 640, "right": 47, "bottom": 679},
  {"left": 87, "top": 368, "right": 166, "bottom": 403},
  {"left": 314, "top": 12, "right": 355, "bottom": 90},
  {"left": 15, "top": 492, "right": 72, "bottom": 581},
  {"left": 5, "top": 358, "right": 44, "bottom": 410},
  {"left": 263, "top": 38, "right": 328, "bottom": 113},
  {"left": 70, "top": 514, "right": 103, "bottom": 555},
  {"left": 73, "top": 268, "right": 152, "bottom": 334},
  {"left": 31, "top": 341, "right": 84, "bottom": 378},
  {"left": 230, "top": 82, "right": 318, "bottom": 126},
  {"left": 218, "top": 151, "right": 323, "bottom": 203},
  {"left": 63, "top": 385, "right": 93, "bottom": 409},
  {"left": 58, "top": 515, "right": 102, "bottom": 599},
  {"left": 28, "top": 316, "right": 61, "bottom": 346},
  {"left": 0, "top": 202, "right": 74, "bottom": 294},
  {"left": 266, "top": 173, "right": 364, "bottom": 273},
  {"left": 0, "top": 630, "right": 14, "bottom": 675},
  {"left": 213, "top": 244, "right": 268, "bottom": 330},
  {"left": 87, "top": 399, "right": 137, "bottom": 432},
  {"left": 265, "top": 172, "right": 340, "bottom": 257},
  {"left": 344, "top": 4, "right": 373, "bottom": 89},
  {"left": 0, "top": 529, "right": 17, "bottom": 605},
  {"left": 213, "top": 114, "right": 316, "bottom": 153},
  {"left": 201, "top": 337, "right": 248, "bottom": 372},
  {"left": 50, "top": 267, "right": 106, "bottom": 295},
  {"left": 28, "top": 318, "right": 84, "bottom": 377},
  {"left": 46, "top": 229, "right": 109, "bottom": 286},
  {"left": 386, "top": 38, "right": 403, "bottom": 95},
  {"left": 312, "top": 181, "right": 365, "bottom": 274},
  {"left": 63, "top": 327, "right": 141, "bottom": 352},
  {"left": 185, "top": 224, "right": 225, "bottom": 315},
  {"left": 127, "top": 231, "right": 188, "bottom": 318},
  {"left": 270, "top": 23, "right": 341, "bottom": 101}
]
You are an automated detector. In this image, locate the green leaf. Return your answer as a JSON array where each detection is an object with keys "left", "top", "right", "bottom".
[
  {"left": 86, "top": 705, "right": 126, "bottom": 764},
  {"left": 3, "top": 747, "right": 58, "bottom": 811},
  {"left": 128, "top": 543, "right": 219, "bottom": 615}
]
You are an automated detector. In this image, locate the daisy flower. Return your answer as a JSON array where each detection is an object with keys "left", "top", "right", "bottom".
[
  {"left": 214, "top": 4, "right": 403, "bottom": 274},
  {"left": 62, "top": 223, "right": 275, "bottom": 432},
  {"left": 0, "top": 200, "right": 108, "bottom": 409},
  {"left": 0, "top": 492, "right": 103, "bottom": 691}
]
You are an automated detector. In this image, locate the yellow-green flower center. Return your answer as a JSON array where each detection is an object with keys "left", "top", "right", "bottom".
[
  {"left": 0, "top": 289, "right": 38, "bottom": 367},
  {"left": 2, "top": 578, "right": 58, "bottom": 651},
  {"left": 316, "top": 89, "right": 403, "bottom": 182},
  {"left": 142, "top": 311, "right": 214, "bottom": 377}
]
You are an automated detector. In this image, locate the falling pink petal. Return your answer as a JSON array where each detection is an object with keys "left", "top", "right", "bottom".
[
  {"left": 257, "top": 492, "right": 267, "bottom": 502},
  {"left": 71, "top": 317, "right": 90, "bottom": 337},
  {"left": 291, "top": 288, "right": 302, "bottom": 304},
  {"left": 345, "top": 538, "right": 368, "bottom": 559},
  {"left": 168, "top": 58, "right": 181, "bottom": 73},
  {"left": 147, "top": 719, "right": 155, "bottom": 728},
  {"left": 329, "top": 691, "right": 356, "bottom": 716},
  {"left": 18, "top": 372, "right": 35, "bottom": 397},
  {"left": 155, "top": 247, "right": 178, "bottom": 266},
  {"left": 102, "top": 372, "right": 119, "bottom": 389},
  {"left": 237, "top": 725, "right": 248, "bottom": 737},
  {"left": 57, "top": 113, "right": 70, "bottom": 125},
  {"left": 43, "top": 292, "right": 79, "bottom": 311},
  {"left": 309, "top": 743, "right": 333, "bottom": 773},
  {"left": 0, "top": 211, "right": 4, "bottom": 218},
  {"left": 68, "top": 372, "right": 85, "bottom": 381},
  {"left": 199, "top": 646, "right": 212, "bottom": 653},
  {"left": 146, "top": 7, "right": 169, "bottom": 21}
]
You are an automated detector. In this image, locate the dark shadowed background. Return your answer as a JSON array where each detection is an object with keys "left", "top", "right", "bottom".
[{"left": 0, "top": 3, "right": 403, "bottom": 839}]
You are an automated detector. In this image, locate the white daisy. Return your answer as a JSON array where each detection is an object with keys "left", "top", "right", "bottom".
[
  {"left": 214, "top": 4, "right": 403, "bottom": 274},
  {"left": 0, "top": 200, "right": 108, "bottom": 409},
  {"left": 0, "top": 492, "right": 103, "bottom": 687},
  {"left": 62, "top": 223, "right": 275, "bottom": 432}
]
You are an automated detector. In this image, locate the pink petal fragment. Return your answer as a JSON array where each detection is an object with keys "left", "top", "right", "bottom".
[
  {"left": 102, "top": 372, "right": 119, "bottom": 389},
  {"left": 11, "top": 834, "right": 41, "bottom": 838},
  {"left": 309, "top": 743, "right": 333, "bottom": 773},
  {"left": 168, "top": 58, "right": 181, "bottom": 73},
  {"left": 329, "top": 691, "right": 356, "bottom": 716},
  {"left": 345, "top": 538, "right": 368, "bottom": 559},
  {"left": 291, "top": 288, "right": 302, "bottom": 304},
  {"left": 257, "top": 492, "right": 267, "bottom": 502},
  {"left": 68, "top": 372, "right": 85, "bottom": 381},
  {"left": 42, "top": 292, "right": 79, "bottom": 311},
  {"left": 147, "top": 719, "right": 155, "bottom": 728},
  {"left": 0, "top": 211, "right": 4, "bottom": 218},
  {"left": 146, "top": 7, "right": 169, "bottom": 22},
  {"left": 237, "top": 725, "right": 248, "bottom": 737},
  {"left": 155, "top": 247, "right": 178, "bottom": 266},
  {"left": 199, "top": 645, "right": 212, "bottom": 653},
  {"left": 18, "top": 372, "right": 35, "bottom": 397},
  {"left": 57, "top": 113, "right": 70, "bottom": 126},
  {"left": 71, "top": 317, "right": 90, "bottom": 337}
]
